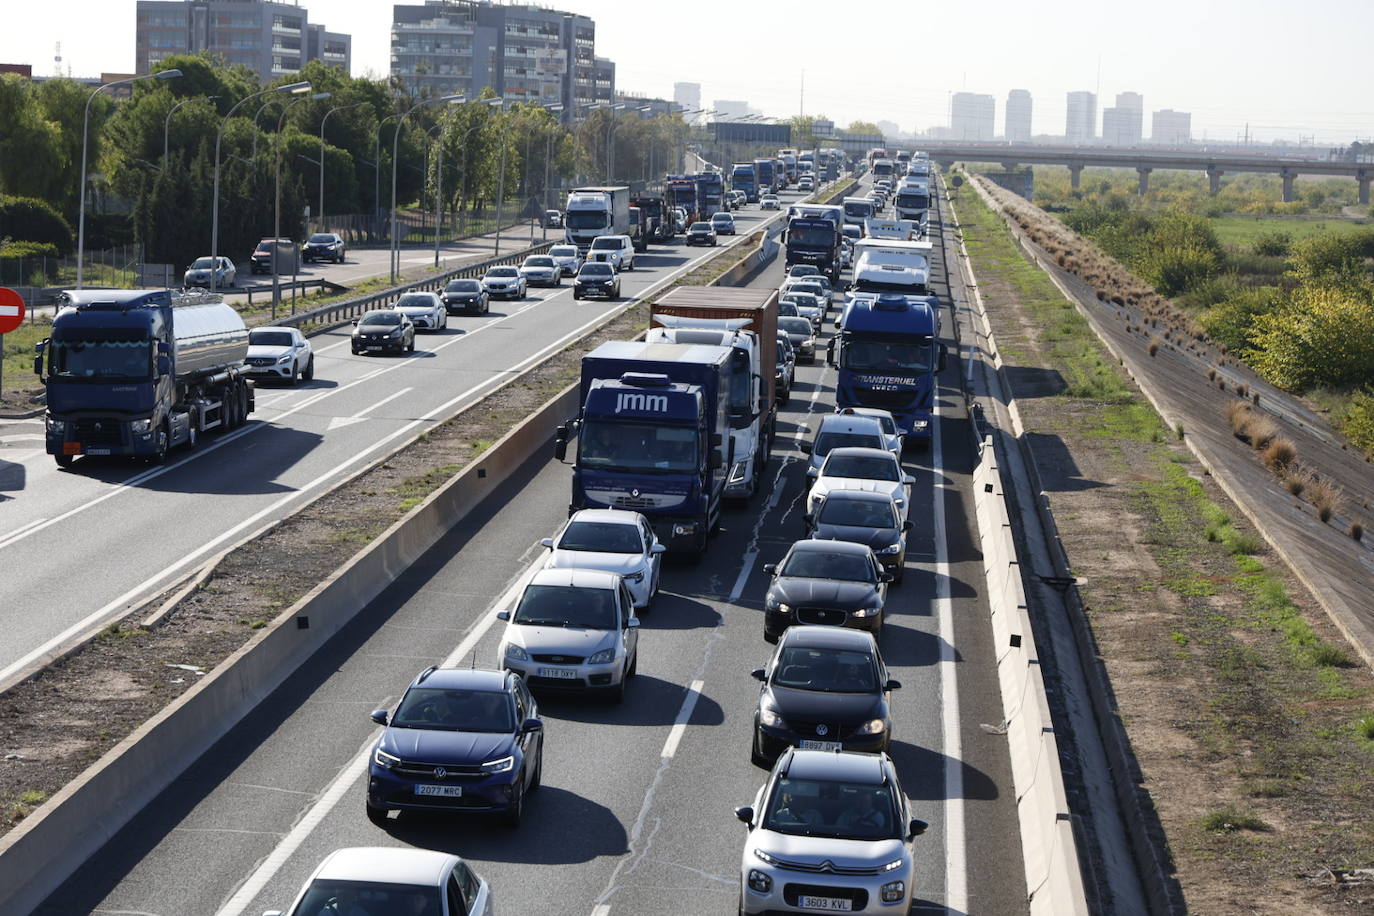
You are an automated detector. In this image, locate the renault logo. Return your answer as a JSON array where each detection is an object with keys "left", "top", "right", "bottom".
[
  {"left": 433, "top": 767, "right": 447, "bottom": 779},
  {"left": 631, "top": 488, "right": 641, "bottom": 498},
  {"left": 816, "top": 724, "right": 829, "bottom": 736}
]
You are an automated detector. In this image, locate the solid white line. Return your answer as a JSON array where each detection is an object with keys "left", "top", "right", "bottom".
[
  {"left": 660, "top": 679, "right": 704, "bottom": 760},
  {"left": 727, "top": 550, "right": 758, "bottom": 603},
  {"left": 590, "top": 906, "right": 611, "bottom": 916},
  {"left": 0, "top": 517, "right": 48, "bottom": 542}
]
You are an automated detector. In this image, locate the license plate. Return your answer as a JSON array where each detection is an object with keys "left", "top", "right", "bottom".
[
  {"left": 366, "top": 345, "right": 384, "bottom": 351},
  {"left": 799, "top": 740, "right": 842, "bottom": 752},
  {"left": 86, "top": 448, "right": 112, "bottom": 456},
  {"left": 537, "top": 667, "right": 578, "bottom": 679},
  {"left": 415, "top": 784, "right": 463, "bottom": 797},
  {"left": 798, "top": 896, "right": 852, "bottom": 911}
]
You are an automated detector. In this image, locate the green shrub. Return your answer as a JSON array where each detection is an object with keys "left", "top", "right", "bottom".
[
  {"left": 1250, "top": 230, "right": 1292, "bottom": 257},
  {"left": 0, "top": 240, "right": 59, "bottom": 260},
  {"left": 0, "top": 195, "right": 74, "bottom": 254},
  {"left": 1199, "top": 287, "right": 1283, "bottom": 354},
  {"left": 1337, "top": 390, "right": 1374, "bottom": 456},
  {"left": 1248, "top": 286, "right": 1374, "bottom": 390}
]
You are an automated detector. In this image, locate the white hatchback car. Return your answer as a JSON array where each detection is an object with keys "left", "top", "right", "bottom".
[
  {"left": 802, "top": 413, "right": 888, "bottom": 473},
  {"left": 541, "top": 509, "right": 666, "bottom": 609},
  {"left": 805, "top": 446, "right": 914, "bottom": 520},
  {"left": 497, "top": 568, "right": 640, "bottom": 701},
  {"left": 392, "top": 291, "right": 447, "bottom": 332},
  {"left": 548, "top": 244, "right": 583, "bottom": 277},
  {"left": 245, "top": 326, "right": 313, "bottom": 384},
  {"left": 266, "top": 846, "right": 492, "bottom": 916}
]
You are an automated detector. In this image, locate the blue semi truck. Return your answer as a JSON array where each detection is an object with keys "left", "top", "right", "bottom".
[
  {"left": 35, "top": 288, "right": 255, "bottom": 468},
  {"left": 730, "top": 162, "right": 759, "bottom": 203},
  {"left": 827, "top": 294, "right": 947, "bottom": 447},
  {"left": 555, "top": 341, "right": 733, "bottom": 555}
]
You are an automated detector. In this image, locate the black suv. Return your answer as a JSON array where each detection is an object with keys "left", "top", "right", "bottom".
[
  {"left": 573, "top": 262, "right": 620, "bottom": 300},
  {"left": 301, "top": 232, "right": 346, "bottom": 263}
]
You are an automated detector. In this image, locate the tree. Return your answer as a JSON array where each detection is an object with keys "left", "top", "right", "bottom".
[
  {"left": 1248, "top": 285, "right": 1374, "bottom": 391},
  {"left": 0, "top": 195, "right": 75, "bottom": 253},
  {"left": 0, "top": 75, "right": 67, "bottom": 205},
  {"left": 847, "top": 120, "right": 881, "bottom": 136},
  {"left": 788, "top": 115, "right": 818, "bottom": 150}
]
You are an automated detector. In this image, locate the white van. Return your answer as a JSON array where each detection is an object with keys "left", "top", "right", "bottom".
[{"left": 588, "top": 234, "right": 636, "bottom": 271}]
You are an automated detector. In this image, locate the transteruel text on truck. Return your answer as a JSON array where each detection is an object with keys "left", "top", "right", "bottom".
[
  {"left": 648, "top": 286, "right": 779, "bottom": 502},
  {"left": 36, "top": 289, "right": 254, "bottom": 468},
  {"left": 731, "top": 163, "right": 759, "bottom": 203},
  {"left": 828, "top": 293, "right": 946, "bottom": 446},
  {"left": 564, "top": 186, "right": 631, "bottom": 254},
  {"left": 555, "top": 341, "right": 732, "bottom": 555},
  {"left": 666, "top": 175, "right": 701, "bottom": 223}
]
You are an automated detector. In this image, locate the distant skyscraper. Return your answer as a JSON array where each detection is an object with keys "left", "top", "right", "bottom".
[
  {"left": 674, "top": 81, "right": 701, "bottom": 120},
  {"left": 1151, "top": 109, "right": 1192, "bottom": 145},
  {"left": 950, "top": 91, "right": 996, "bottom": 141},
  {"left": 1101, "top": 91, "right": 1144, "bottom": 145},
  {"left": 1005, "top": 89, "right": 1032, "bottom": 142},
  {"left": 713, "top": 99, "right": 750, "bottom": 121},
  {"left": 1065, "top": 91, "right": 1096, "bottom": 142}
]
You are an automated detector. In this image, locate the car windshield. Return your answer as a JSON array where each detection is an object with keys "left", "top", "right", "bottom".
[
  {"left": 789, "top": 266, "right": 818, "bottom": 277},
  {"left": 446, "top": 280, "right": 480, "bottom": 292},
  {"left": 512, "top": 584, "right": 618, "bottom": 629},
  {"left": 773, "top": 646, "right": 879, "bottom": 693},
  {"left": 550, "top": 247, "right": 578, "bottom": 258},
  {"left": 293, "top": 881, "right": 442, "bottom": 916},
  {"left": 590, "top": 238, "right": 621, "bottom": 250},
  {"left": 360, "top": 312, "right": 401, "bottom": 326},
  {"left": 487, "top": 267, "right": 518, "bottom": 277},
  {"left": 249, "top": 330, "right": 293, "bottom": 347},
  {"left": 391, "top": 686, "right": 515, "bottom": 732},
  {"left": 48, "top": 338, "right": 151, "bottom": 381},
  {"left": 841, "top": 340, "right": 932, "bottom": 373},
  {"left": 557, "top": 521, "right": 643, "bottom": 554},
  {"left": 819, "top": 496, "right": 898, "bottom": 529},
  {"left": 190, "top": 257, "right": 215, "bottom": 269},
  {"left": 778, "top": 301, "right": 798, "bottom": 318},
  {"left": 395, "top": 295, "right": 433, "bottom": 309},
  {"left": 780, "top": 549, "right": 876, "bottom": 583},
  {"left": 580, "top": 264, "right": 612, "bottom": 276},
  {"left": 307, "top": 234, "right": 334, "bottom": 244},
  {"left": 579, "top": 421, "right": 698, "bottom": 473},
  {"left": 763, "top": 777, "right": 900, "bottom": 840},
  {"left": 778, "top": 317, "right": 812, "bottom": 335},
  {"left": 783, "top": 294, "right": 819, "bottom": 310},
  {"left": 525, "top": 257, "right": 554, "bottom": 267},
  {"left": 713, "top": 215, "right": 731, "bottom": 223},
  {"left": 814, "top": 431, "right": 883, "bottom": 458},
  {"left": 824, "top": 454, "right": 900, "bottom": 481},
  {"left": 690, "top": 223, "right": 711, "bottom": 231}
]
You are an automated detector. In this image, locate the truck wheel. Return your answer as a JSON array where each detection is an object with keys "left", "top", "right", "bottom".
[
  {"left": 302, "top": 356, "right": 315, "bottom": 382},
  {"left": 55, "top": 454, "right": 74, "bottom": 469},
  {"left": 151, "top": 423, "right": 169, "bottom": 464}
]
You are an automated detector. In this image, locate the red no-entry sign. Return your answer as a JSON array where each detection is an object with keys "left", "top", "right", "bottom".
[{"left": 0, "top": 287, "right": 24, "bottom": 334}]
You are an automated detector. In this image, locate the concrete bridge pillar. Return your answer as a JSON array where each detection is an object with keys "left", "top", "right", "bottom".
[
  {"left": 1137, "top": 167, "right": 1152, "bottom": 196},
  {"left": 1207, "top": 167, "right": 1224, "bottom": 196},
  {"left": 1358, "top": 169, "right": 1370, "bottom": 206},
  {"left": 1280, "top": 168, "right": 1297, "bottom": 203},
  {"left": 1069, "top": 164, "right": 1084, "bottom": 190}
]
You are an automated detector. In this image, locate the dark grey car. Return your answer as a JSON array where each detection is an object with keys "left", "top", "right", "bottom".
[
  {"left": 762, "top": 539, "right": 891, "bottom": 643},
  {"left": 806, "top": 489, "right": 910, "bottom": 583}
]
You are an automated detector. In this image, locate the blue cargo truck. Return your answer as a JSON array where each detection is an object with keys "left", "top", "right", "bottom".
[
  {"left": 730, "top": 162, "right": 759, "bottom": 203},
  {"left": 754, "top": 158, "right": 778, "bottom": 195},
  {"left": 555, "top": 341, "right": 732, "bottom": 555},
  {"left": 827, "top": 294, "right": 947, "bottom": 447},
  {"left": 35, "top": 289, "right": 254, "bottom": 468}
]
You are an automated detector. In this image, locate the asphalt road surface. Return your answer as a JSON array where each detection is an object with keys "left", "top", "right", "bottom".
[{"left": 33, "top": 178, "right": 1029, "bottom": 915}]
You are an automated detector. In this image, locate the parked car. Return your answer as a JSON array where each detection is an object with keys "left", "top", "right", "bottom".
[
  {"left": 802, "top": 412, "right": 888, "bottom": 472},
  {"left": 351, "top": 309, "right": 415, "bottom": 355},
  {"left": 805, "top": 446, "right": 914, "bottom": 524},
  {"left": 365, "top": 667, "right": 543, "bottom": 827},
  {"left": 300, "top": 232, "right": 346, "bottom": 264},
  {"left": 249, "top": 237, "right": 297, "bottom": 274},
  {"left": 441, "top": 278, "right": 489, "bottom": 315},
  {"left": 762, "top": 538, "right": 891, "bottom": 642},
  {"left": 806, "top": 488, "right": 910, "bottom": 581},
  {"left": 778, "top": 316, "right": 817, "bottom": 363},
  {"left": 245, "top": 326, "right": 314, "bottom": 384},
  {"left": 183, "top": 255, "right": 236, "bottom": 289},
  {"left": 540, "top": 509, "right": 666, "bottom": 610},
  {"left": 686, "top": 222, "right": 718, "bottom": 246},
  {"left": 711, "top": 212, "right": 737, "bottom": 236},
  {"left": 519, "top": 254, "right": 562, "bottom": 287},
  {"left": 760, "top": 194, "right": 780, "bottom": 210},
  {"left": 392, "top": 291, "right": 447, "bottom": 332},
  {"left": 545, "top": 209, "right": 563, "bottom": 228},
  {"left": 749, "top": 627, "right": 901, "bottom": 766},
  {"left": 775, "top": 335, "right": 795, "bottom": 405},
  {"left": 548, "top": 244, "right": 583, "bottom": 277},
  {"left": 497, "top": 568, "right": 641, "bottom": 701},
  {"left": 482, "top": 265, "right": 527, "bottom": 300},
  {"left": 572, "top": 262, "right": 620, "bottom": 300},
  {"left": 588, "top": 234, "right": 636, "bottom": 271},
  {"left": 267, "top": 847, "right": 493, "bottom": 916},
  {"left": 734, "top": 749, "right": 926, "bottom": 915}
]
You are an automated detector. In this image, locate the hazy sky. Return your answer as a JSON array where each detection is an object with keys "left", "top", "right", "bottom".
[{"left": 4, "top": 0, "right": 1370, "bottom": 143}]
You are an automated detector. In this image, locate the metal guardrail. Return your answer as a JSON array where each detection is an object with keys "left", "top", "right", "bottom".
[{"left": 275, "top": 240, "right": 555, "bottom": 331}]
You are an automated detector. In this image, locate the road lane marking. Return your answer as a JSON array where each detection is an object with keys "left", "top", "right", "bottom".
[
  {"left": 325, "top": 387, "right": 413, "bottom": 431},
  {"left": 659, "top": 679, "right": 704, "bottom": 760},
  {"left": 0, "top": 517, "right": 48, "bottom": 541}
]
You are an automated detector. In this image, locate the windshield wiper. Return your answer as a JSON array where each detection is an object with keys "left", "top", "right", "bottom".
[{"left": 515, "top": 618, "right": 568, "bottom": 627}]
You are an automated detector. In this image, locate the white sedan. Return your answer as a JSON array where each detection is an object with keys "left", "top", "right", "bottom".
[
  {"left": 392, "top": 291, "right": 447, "bottom": 332},
  {"left": 805, "top": 446, "right": 914, "bottom": 520},
  {"left": 760, "top": 194, "right": 780, "bottom": 210},
  {"left": 183, "top": 255, "right": 236, "bottom": 289},
  {"left": 540, "top": 509, "right": 665, "bottom": 609},
  {"left": 245, "top": 326, "right": 314, "bottom": 384},
  {"left": 519, "top": 254, "right": 562, "bottom": 287}
]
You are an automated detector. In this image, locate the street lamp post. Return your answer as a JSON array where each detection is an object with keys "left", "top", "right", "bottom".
[
  {"left": 274, "top": 92, "right": 331, "bottom": 317},
  {"left": 210, "top": 80, "right": 311, "bottom": 292},
  {"left": 391, "top": 95, "right": 464, "bottom": 284},
  {"left": 164, "top": 93, "right": 215, "bottom": 165},
  {"left": 604, "top": 103, "right": 626, "bottom": 183},
  {"left": 373, "top": 115, "right": 397, "bottom": 241},
  {"left": 424, "top": 123, "right": 445, "bottom": 268},
  {"left": 541, "top": 104, "right": 563, "bottom": 242},
  {"left": 318, "top": 101, "right": 369, "bottom": 234},
  {"left": 76, "top": 68, "right": 181, "bottom": 288},
  {"left": 482, "top": 98, "right": 511, "bottom": 258}
]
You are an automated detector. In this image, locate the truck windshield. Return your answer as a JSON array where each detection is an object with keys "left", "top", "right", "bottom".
[
  {"left": 841, "top": 338, "right": 932, "bottom": 373},
  {"left": 566, "top": 210, "right": 608, "bottom": 230},
  {"left": 789, "top": 224, "right": 835, "bottom": 247},
  {"left": 49, "top": 339, "right": 151, "bottom": 380},
  {"left": 580, "top": 421, "right": 699, "bottom": 473}
]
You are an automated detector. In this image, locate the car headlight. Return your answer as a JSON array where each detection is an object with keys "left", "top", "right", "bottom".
[
  {"left": 130, "top": 418, "right": 153, "bottom": 434},
  {"left": 729, "top": 461, "right": 749, "bottom": 483},
  {"left": 758, "top": 707, "right": 785, "bottom": 728},
  {"left": 587, "top": 647, "right": 616, "bottom": 665},
  {"left": 881, "top": 857, "right": 905, "bottom": 873},
  {"left": 881, "top": 879, "right": 906, "bottom": 902},
  {"left": 276, "top": 353, "right": 292, "bottom": 363},
  {"left": 372, "top": 747, "right": 400, "bottom": 769},
  {"left": 851, "top": 606, "right": 882, "bottom": 618},
  {"left": 876, "top": 543, "right": 902, "bottom": 555},
  {"left": 504, "top": 643, "right": 529, "bottom": 661},
  {"left": 857, "top": 718, "right": 887, "bottom": 735},
  {"left": 765, "top": 600, "right": 792, "bottom": 615},
  {"left": 45, "top": 416, "right": 65, "bottom": 434},
  {"left": 753, "top": 848, "right": 782, "bottom": 867},
  {"left": 480, "top": 754, "right": 515, "bottom": 774},
  {"left": 747, "top": 868, "right": 773, "bottom": 893}
]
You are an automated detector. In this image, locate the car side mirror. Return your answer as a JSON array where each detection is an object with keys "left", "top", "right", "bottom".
[
  {"left": 540, "top": 537, "right": 554, "bottom": 549},
  {"left": 651, "top": 544, "right": 667, "bottom": 555},
  {"left": 553, "top": 436, "right": 568, "bottom": 463},
  {"left": 627, "top": 617, "right": 640, "bottom": 629},
  {"left": 909, "top": 818, "right": 928, "bottom": 838},
  {"left": 750, "top": 667, "right": 767, "bottom": 682},
  {"left": 157, "top": 355, "right": 171, "bottom": 376},
  {"left": 351, "top": 318, "right": 359, "bottom": 325},
  {"left": 885, "top": 678, "right": 903, "bottom": 690},
  {"left": 880, "top": 572, "right": 894, "bottom": 583},
  {"left": 496, "top": 610, "right": 511, "bottom": 621},
  {"left": 902, "top": 520, "right": 913, "bottom": 532},
  {"left": 805, "top": 467, "right": 818, "bottom": 479},
  {"left": 903, "top": 474, "right": 915, "bottom": 485},
  {"left": 762, "top": 563, "right": 777, "bottom": 575},
  {"left": 799, "top": 442, "right": 812, "bottom": 455},
  {"left": 735, "top": 805, "right": 755, "bottom": 827},
  {"left": 519, "top": 717, "right": 544, "bottom": 734},
  {"left": 369, "top": 708, "right": 389, "bottom": 726}
]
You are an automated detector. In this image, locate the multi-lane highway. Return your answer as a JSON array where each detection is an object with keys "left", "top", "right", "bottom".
[
  {"left": 32, "top": 178, "right": 1030, "bottom": 915},
  {"left": 0, "top": 201, "right": 788, "bottom": 683}
]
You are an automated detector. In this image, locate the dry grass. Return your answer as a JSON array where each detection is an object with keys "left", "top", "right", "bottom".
[
  {"left": 1261, "top": 437, "right": 1297, "bottom": 472},
  {"left": 1283, "top": 468, "right": 1311, "bottom": 496},
  {"left": 1309, "top": 476, "right": 1342, "bottom": 522},
  {"left": 1351, "top": 521, "right": 1365, "bottom": 541},
  {"left": 1149, "top": 338, "right": 1160, "bottom": 357},
  {"left": 1226, "top": 401, "right": 1253, "bottom": 435}
]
